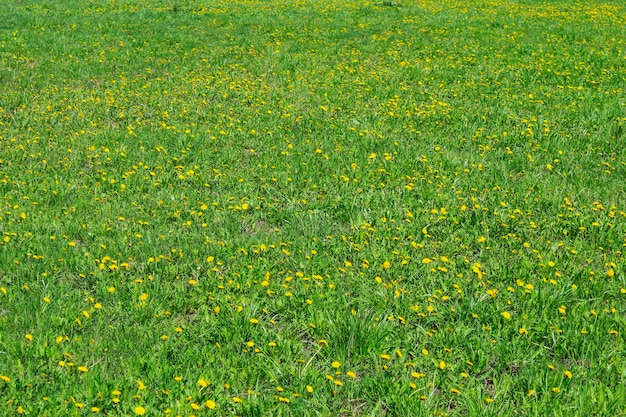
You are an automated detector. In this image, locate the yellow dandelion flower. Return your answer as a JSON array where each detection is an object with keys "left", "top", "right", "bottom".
[{"left": 134, "top": 406, "right": 146, "bottom": 415}]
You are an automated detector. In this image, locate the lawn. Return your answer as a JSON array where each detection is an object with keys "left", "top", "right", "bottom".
[{"left": 0, "top": 0, "right": 625, "bottom": 415}]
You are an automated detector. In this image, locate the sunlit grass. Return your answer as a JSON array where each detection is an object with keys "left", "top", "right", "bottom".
[{"left": 1, "top": 0, "right": 625, "bottom": 415}]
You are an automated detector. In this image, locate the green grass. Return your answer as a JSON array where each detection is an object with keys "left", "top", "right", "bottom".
[{"left": 1, "top": 0, "right": 625, "bottom": 415}]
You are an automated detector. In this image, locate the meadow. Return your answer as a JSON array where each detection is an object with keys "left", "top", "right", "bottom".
[{"left": 1, "top": 0, "right": 625, "bottom": 415}]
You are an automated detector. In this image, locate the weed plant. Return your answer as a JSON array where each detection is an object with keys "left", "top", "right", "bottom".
[{"left": 0, "top": 0, "right": 625, "bottom": 415}]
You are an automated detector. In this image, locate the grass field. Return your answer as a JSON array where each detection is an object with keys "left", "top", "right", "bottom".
[{"left": 1, "top": 0, "right": 625, "bottom": 415}]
